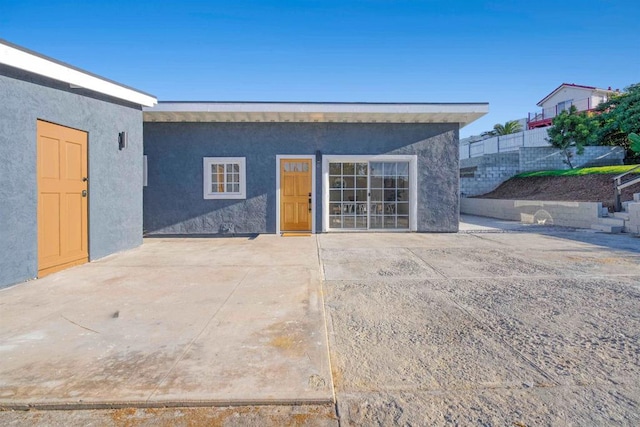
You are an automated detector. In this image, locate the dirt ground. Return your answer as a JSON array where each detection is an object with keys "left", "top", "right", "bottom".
[
  {"left": 477, "top": 174, "right": 640, "bottom": 210},
  {"left": 0, "top": 405, "right": 338, "bottom": 427},
  {"left": 320, "top": 229, "right": 640, "bottom": 426}
]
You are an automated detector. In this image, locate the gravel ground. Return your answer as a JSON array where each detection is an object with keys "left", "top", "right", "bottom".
[{"left": 320, "top": 228, "right": 640, "bottom": 426}]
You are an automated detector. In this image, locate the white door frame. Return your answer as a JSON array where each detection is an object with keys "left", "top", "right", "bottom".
[
  {"left": 275, "top": 154, "right": 316, "bottom": 234},
  {"left": 322, "top": 154, "right": 418, "bottom": 232}
]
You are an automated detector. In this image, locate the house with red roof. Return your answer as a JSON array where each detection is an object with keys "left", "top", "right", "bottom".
[{"left": 527, "top": 83, "right": 618, "bottom": 129}]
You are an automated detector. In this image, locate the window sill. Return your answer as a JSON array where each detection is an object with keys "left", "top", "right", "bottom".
[{"left": 204, "top": 194, "right": 246, "bottom": 200}]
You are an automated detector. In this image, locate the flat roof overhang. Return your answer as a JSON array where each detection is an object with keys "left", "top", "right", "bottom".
[
  {"left": 143, "top": 102, "right": 489, "bottom": 128},
  {"left": 0, "top": 39, "right": 157, "bottom": 107}
]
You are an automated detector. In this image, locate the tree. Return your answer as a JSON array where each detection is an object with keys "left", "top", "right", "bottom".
[
  {"left": 493, "top": 120, "right": 523, "bottom": 135},
  {"left": 546, "top": 106, "right": 599, "bottom": 168},
  {"left": 630, "top": 133, "right": 640, "bottom": 154},
  {"left": 593, "top": 83, "right": 640, "bottom": 160},
  {"left": 480, "top": 120, "right": 523, "bottom": 138}
]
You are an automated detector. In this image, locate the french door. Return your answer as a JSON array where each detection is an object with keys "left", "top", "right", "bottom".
[{"left": 326, "top": 157, "right": 415, "bottom": 231}]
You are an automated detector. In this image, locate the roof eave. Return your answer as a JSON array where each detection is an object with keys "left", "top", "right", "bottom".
[
  {"left": 143, "top": 102, "right": 489, "bottom": 128},
  {"left": 536, "top": 83, "right": 611, "bottom": 107},
  {"left": 0, "top": 39, "right": 157, "bottom": 107}
]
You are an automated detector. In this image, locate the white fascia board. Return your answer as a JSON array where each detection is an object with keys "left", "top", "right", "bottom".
[
  {"left": 146, "top": 102, "right": 488, "bottom": 115},
  {"left": 0, "top": 41, "right": 157, "bottom": 107},
  {"left": 144, "top": 102, "right": 489, "bottom": 126}
]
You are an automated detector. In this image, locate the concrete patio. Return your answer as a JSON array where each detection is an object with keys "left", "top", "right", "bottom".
[{"left": 0, "top": 235, "right": 332, "bottom": 409}]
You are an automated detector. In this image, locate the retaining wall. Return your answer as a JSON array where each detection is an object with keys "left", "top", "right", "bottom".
[
  {"left": 519, "top": 146, "right": 624, "bottom": 172},
  {"left": 459, "top": 152, "right": 520, "bottom": 197},
  {"left": 625, "top": 203, "right": 640, "bottom": 234},
  {"left": 460, "top": 146, "right": 625, "bottom": 197},
  {"left": 460, "top": 198, "right": 602, "bottom": 229}
]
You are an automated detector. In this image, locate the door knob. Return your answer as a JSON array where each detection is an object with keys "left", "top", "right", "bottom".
[
  {"left": 82, "top": 190, "right": 87, "bottom": 197},
  {"left": 82, "top": 177, "right": 88, "bottom": 182}
]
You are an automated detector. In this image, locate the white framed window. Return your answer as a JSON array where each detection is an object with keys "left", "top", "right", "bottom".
[
  {"left": 322, "top": 155, "right": 418, "bottom": 232},
  {"left": 203, "top": 157, "right": 246, "bottom": 199},
  {"left": 557, "top": 99, "right": 573, "bottom": 112}
]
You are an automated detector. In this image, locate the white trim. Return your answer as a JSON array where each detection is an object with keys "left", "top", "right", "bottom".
[
  {"left": 276, "top": 155, "right": 316, "bottom": 235},
  {"left": 0, "top": 41, "right": 157, "bottom": 107},
  {"left": 144, "top": 102, "right": 488, "bottom": 127},
  {"left": 203, "top": 157, "right": 247, "bottom": 200},
  {"left": 322, "top": 155, "right": 418, "bottom": 232},
  {"left": 147, "top": 102, "right": 488, "bottom": 115}
]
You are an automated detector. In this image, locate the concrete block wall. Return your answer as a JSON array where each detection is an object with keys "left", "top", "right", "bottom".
[
  {"left": 460, "top": 152, "right": 520, "bottom": 197},
  {"left": 460, "top": 198, "right": 602, "bottom": 229},
  {"left": 625, "top": 203, "right": 640, "bottom": 234},
  {"left": 460, "top": 146, "right": 625, "bottom": 197},
  {"left": 519, "top": 146, "right": 624, "bottom": 172}
]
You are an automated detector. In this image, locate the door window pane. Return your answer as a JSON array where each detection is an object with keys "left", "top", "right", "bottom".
[
  {"left": 355, "top": 189, "right": 367, "bottom": 202},
  {"left": 343, "top": 163, "right": 355, "bottom": 175},
  {"left": 283, "top": 161, "right": 309, "bottom": 172},
  {"left": 342, "top": 176, "right": 355, "bottom": 189},
  {"left": 356, "top": 176, "right": 367, "bottom": 189},
  {"left": 384, "top": 163, "right": 396, "bottom": 176},
  {"left": 370, "top": 162, "right": 383, "bottom": 177}
]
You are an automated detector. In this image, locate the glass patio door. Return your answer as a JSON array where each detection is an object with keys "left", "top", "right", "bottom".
[
  {"left": 369, "top": 162, "right": 410, "bottom": 229},
  {"left": 328, "top": 160, "right": 410, "bottom": 230}
]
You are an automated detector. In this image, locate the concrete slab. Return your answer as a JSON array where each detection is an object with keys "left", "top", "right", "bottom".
[{"left": 0, "top": 235, "right": 333, "bottom": 409}]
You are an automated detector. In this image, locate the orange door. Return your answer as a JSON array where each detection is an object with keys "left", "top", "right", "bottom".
[
  {"left": 280, "top": 159, "right": 312, "bottom": 232},
  {"left": 37, "top": 120, "right": 88, "bottom": 277}
]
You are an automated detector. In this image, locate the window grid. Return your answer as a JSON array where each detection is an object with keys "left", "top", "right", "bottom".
[
  {"left": 329, "top": 162, "right": 368, "bottom": 229},
  {"left": 328, "top": 161, "right": 409, "bottom": 230},
  {"left": 203, "top": 157, "right": 246, "bottom": 200},
  {"left": 211, "top": 163, "right": 240, "bottom": 194}
]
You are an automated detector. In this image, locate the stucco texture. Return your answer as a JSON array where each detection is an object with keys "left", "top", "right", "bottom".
[
  {"left": 0, "top": 65, "right": 144, "bottom": 289},
  {"left": 143, "top": 122, "right": 459, "bottom": 234}
]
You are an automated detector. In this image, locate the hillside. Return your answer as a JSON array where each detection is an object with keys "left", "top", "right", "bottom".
[{"left": 476, "top": 174, "right": 640, "bottom": 211}]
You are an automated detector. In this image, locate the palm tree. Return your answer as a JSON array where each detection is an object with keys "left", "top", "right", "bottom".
[{"left": 492, "top": 120, "right": 523, "bottom": 135}]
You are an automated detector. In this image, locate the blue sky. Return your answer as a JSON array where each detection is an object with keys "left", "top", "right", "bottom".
[{"left": 2, "top": 0, "right": 639, "bottom": 137}]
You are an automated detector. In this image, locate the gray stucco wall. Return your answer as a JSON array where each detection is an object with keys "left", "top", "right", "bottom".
[
  {"left": 143, "top": 122, "right": 459, "bottom": 235},
  {"left": 0, "top": 65, "right": 144, "bottom": 289}
]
